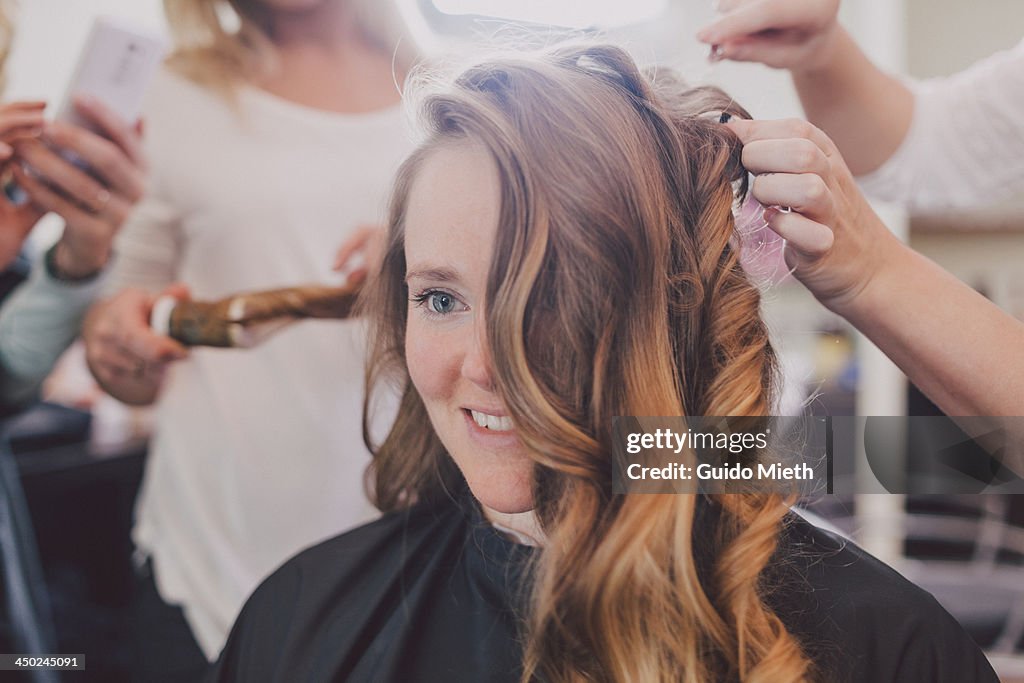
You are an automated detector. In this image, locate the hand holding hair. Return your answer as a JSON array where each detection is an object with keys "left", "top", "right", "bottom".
[
  {"left": 728, "top": 117, "right": 1024, "bottom": 420},
  {"left": 727, "top": 117, "right": 898, "bottom": 309}
]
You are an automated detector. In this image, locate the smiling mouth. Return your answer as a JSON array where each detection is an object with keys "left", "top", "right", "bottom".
[{"left": 467, "top": 409, "right": 514, "bottom": 432}]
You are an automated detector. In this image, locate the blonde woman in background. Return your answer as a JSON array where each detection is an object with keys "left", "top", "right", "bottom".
[{"left": 80, "top": 1, "right": 415, "bottom": 678}]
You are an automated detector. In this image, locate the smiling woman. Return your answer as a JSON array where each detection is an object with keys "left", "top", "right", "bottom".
[
  {"left": 208, "top": 42, "right": 999, "bottom": 683},
  {"left": 402, "top": 142, "right": 538, "bottom": 514}
]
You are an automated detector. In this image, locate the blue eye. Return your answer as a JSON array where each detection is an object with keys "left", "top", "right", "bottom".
[
  {"left": 410, "top": 289, "right": 467, "bottom": 317},
  {"left": 429, "top": 292, "right": 456, "bottom": 313}
]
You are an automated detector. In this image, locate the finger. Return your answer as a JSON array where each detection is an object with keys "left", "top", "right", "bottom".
[
  {"left": 0, "top": 110, "right": 45, "bottom": 139},
  {"left": 160, "top": 282, "right": 192, "bottom": 302},
  {"left": 698, "top": 0, "right": 792, "bottom": 44},
  {"left": 0, "top": 141, "right": 12, "bottom": 160},
  {"left": 713, "top": 37, "right": 812, "bottom": 68},
  {"left": 335, "top": 250, "right": 366, "bottom": 278},
  {"left": 92, "top": 344, "right": 141, "bottom": 376},
  {"left": 726, "top": 118, "right": 838, "bottom": 157},
  {"left": 345, "top": 268, "right": 368, "bottom": 287},
  {"left": 43, "top": 121, "right": 145, "bottom": 200},
  {"left": 12, "top": 160, "right": 106, "bottom": 222},
  {"left": 333, "top": 226, "right": 375, "bottom": 270},
  {"left": 120, "top": 325, "right": 188, "bottom": 363},
  {"left": 16, "top": 140, "right": 109, "bottom": 202},
  {"left": 72, "top": 95, "right": 146, "bottom": 167},
  {"left": 741, "top": 138, "right": 830, "bottom": 177},
  {"left": 764, "top": 208, "right": 834, "bottom": 259},
  {"left": 2, "top": 101, "right": 46, "bottom": 111},
  {"left": 751, "top": 172, "right": 835, "bottom": 223}
]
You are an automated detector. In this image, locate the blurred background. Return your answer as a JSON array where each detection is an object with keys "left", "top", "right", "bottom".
[{"left": 1, "top": 0, "right": 1022, "bottom": 681}]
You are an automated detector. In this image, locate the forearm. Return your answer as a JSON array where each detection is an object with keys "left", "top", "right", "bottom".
[
  {"left": 0, "top": 251, "right": 106, "bottom": 404},
  {"left": 834, "top": 244, "right": 1024, "bottom": 417},
  {"left": 793, "top": 28, "right": 915, "bottom": 176}
]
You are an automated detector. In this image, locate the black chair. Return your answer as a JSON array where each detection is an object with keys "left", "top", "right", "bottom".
[{"left": 0, "top": 437, "right": 59, "bottom": 683}]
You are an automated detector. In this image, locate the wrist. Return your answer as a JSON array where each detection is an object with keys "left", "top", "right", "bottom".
[
  {"left": 819, "top": 233, "right": 911, "bottom": 321},
  {"left": 791, "top": 25, "right": 853, "bottom": 79},
  {"left": 47, "top": 239, "right": 109, "bottom": 282}
]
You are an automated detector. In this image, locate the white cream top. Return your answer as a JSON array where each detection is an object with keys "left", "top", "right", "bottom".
[
  {"left": 858, "top": 39, "right": 1024, "bottom": 210},
  {"left": 105, "top": 68, "right": 412, "bottom": 659}
]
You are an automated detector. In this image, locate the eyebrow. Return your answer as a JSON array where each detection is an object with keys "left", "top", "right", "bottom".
[{"left": 404, "top": 266, "right": 462, "bottom": 284}]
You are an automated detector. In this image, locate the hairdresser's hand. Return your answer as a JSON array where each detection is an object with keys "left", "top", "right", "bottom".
[
  {"left": 83, "top": 283, "right": 189, "bottom": 406},
  {"left": 333, "top": 224, "right": 385, "bottom": 286},
  {"left": 13, "top": 95, "right": 146, "bottom": 279},
  {"left": 728, "top": 118, "right": 905, "bottom": 311},
  {"left": 0, "top": 101, "right": 48, "bottom": 269},
  {"left": 697, "top": 0, "right": 843, "bottom": 72}
]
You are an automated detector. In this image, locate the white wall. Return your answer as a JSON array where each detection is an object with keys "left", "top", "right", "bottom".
[
  {"left": 6, "top": 1, "right": 166, "bottom": 103},
  {"left": 907, "top": 0, "right": 1022, "bottom": 78}
]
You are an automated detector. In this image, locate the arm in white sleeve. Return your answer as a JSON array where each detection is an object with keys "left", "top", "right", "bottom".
[
  {"left": 857, "top": 40, "right": 1024, "bottom": 210},
  {"left": 0, "top": 250, "right": 109, "bottom": 405}
]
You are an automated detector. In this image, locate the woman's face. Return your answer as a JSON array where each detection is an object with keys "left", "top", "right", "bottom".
[{"left": 403, "top": 144, "right": 535, "bottom": 514}]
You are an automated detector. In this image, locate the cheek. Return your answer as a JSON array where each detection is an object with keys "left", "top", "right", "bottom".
[{"left": 405, "top": 317, "right": 460, "bottom": 404}]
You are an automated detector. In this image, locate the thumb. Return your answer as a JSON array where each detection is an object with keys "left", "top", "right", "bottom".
[{"left": 160, "top": 282, "right": 192, "bottom": 301}]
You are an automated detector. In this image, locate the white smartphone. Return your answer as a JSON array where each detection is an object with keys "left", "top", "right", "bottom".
[{"left": 5, "top": 16, "right": 166, "bottom": 204}]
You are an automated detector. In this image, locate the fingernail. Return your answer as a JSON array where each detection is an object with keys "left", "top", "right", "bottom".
[
  {"left": 697, "top": 28, "right": 713, "bottom": 42},
  {"left": 709, "top": 44, "right": 726, "bottom": 62}
]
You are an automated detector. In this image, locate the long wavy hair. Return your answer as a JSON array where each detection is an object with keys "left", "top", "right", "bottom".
[
  {"left": 163, "top": 0, "right": 416, "bottom": 92},
  {"left": 363, "top": 43, "right": 814, "bottom": 682}
]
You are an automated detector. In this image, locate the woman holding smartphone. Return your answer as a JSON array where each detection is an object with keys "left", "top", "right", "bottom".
[
  {"left": 0, "top": 5, "right": 147, "bottom": 409},
  {"left": 80, "top": 0, "right": 415, "bottom": 678}
]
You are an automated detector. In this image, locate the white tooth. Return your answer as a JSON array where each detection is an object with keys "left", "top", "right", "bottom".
[{"left": 470, "top": 410, "right": 513, "bottom": 431}]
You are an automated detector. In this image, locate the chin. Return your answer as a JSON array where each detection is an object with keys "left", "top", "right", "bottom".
[
  {"left": 461, "top": 463, "right": 535, "bottom": 514},
  {"left": 472, "top": 487, "right": 535, "bottom": 515}
]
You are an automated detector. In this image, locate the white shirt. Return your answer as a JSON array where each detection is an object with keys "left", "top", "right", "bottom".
[
  {"left": 858, "top": 39, "right": 1024, "bottom": 210},
  {"left": 0, "top": 250, "right": 108, "bottom": 406},
  {"left": 106, "top": 69, "right": 412, "bottom": 659}
]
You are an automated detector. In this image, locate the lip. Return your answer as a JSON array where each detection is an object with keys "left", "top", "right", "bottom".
[
  {"left": 461, "top": 408, "right": 522, "bottom": 448},
  {"left": 462, "top": 405, "right": 509, "bottom": 417}
]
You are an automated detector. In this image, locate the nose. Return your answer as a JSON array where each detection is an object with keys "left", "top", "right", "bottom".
[{"left": 462, "top": 315, "right": 495, "bottom": 392}]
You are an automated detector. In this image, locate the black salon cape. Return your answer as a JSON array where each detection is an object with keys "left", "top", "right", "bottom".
[{"left": 208, "top": 495, "right": 998, "bottom": 683}]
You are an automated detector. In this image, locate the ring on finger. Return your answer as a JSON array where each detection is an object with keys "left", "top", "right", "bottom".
[{"left": 91, "top": 188, "right": 112, "bottom": 214}]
